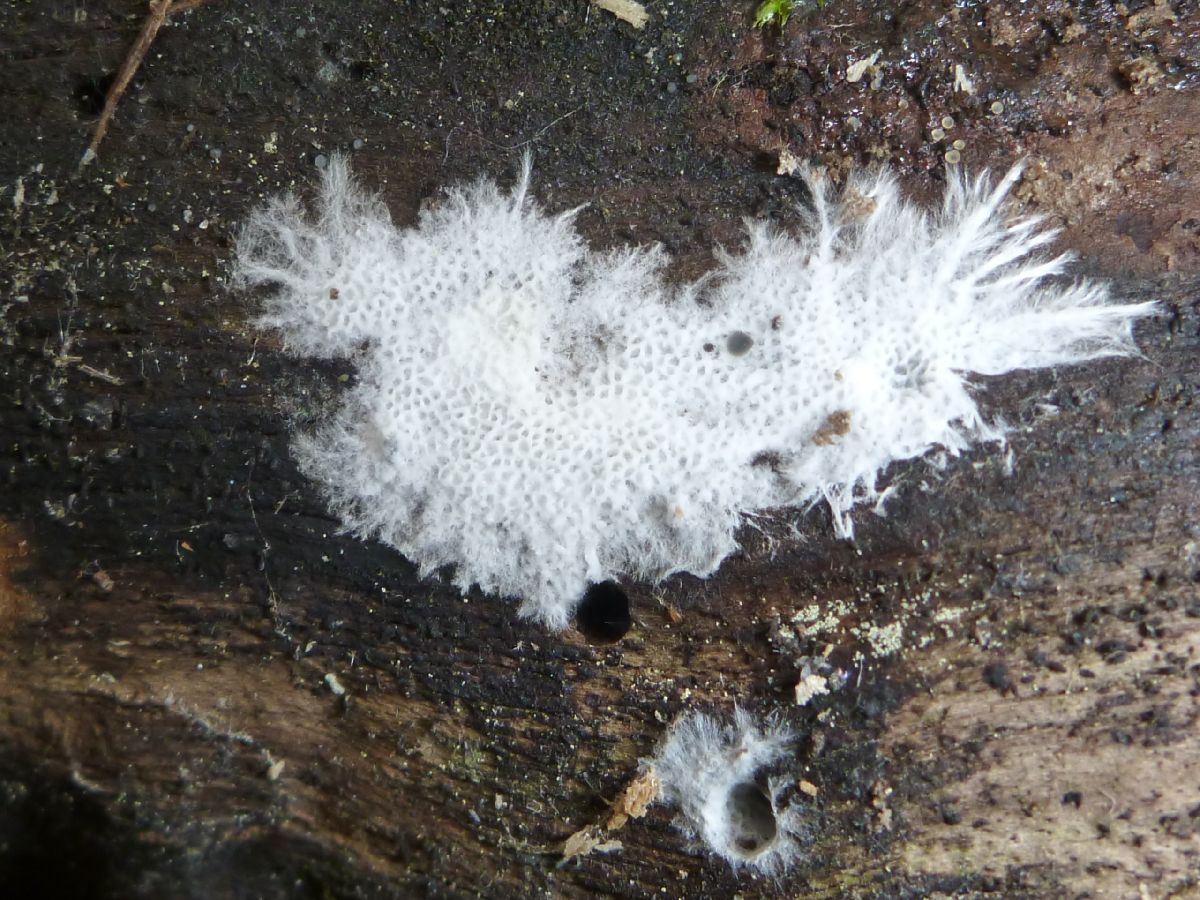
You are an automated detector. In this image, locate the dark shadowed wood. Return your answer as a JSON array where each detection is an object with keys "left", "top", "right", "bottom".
[{"left": 1, "top": 2, "right": 1197, "bottom": 897}]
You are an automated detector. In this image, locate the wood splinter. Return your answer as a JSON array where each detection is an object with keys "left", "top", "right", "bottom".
[{"left": 561, "top": 767, "right": 661, "bottom": 862}]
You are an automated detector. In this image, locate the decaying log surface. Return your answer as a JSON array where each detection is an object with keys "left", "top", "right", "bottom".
[{"left": 1, "top": 2, "right": 1198, "bottom": 897}]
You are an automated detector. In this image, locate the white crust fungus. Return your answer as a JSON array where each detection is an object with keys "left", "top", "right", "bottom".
[{"left": 235, "top": 156, "right": 1154, "bottom": 629}]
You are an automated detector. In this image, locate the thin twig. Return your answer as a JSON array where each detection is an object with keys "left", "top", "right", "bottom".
[
  {"left": 487, "top": 105, "right": 584, "bottom": 152},
  {"left": 79, "top": 0, "right": 217, "bottom": 172},
  {"left": 74, "top": 364, "right": 125, "bottom": 386}
]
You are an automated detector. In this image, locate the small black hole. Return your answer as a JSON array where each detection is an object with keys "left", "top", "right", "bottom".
[
  {"left": 575, "top": 582, "right": 631, "bottom": 642},
  {"left": 348, "top": 59, "right": 375, "bottom": 81},
  {"left": 74, "top": 72, "right": 117, "bottom": 117},
  {"left": 726, "top": 782, "right": 777, "bottom": 857}
]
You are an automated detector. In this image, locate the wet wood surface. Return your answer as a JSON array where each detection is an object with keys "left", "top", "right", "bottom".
[{"left": 1, "top": 2, "right": 1197, "bottom": 897}]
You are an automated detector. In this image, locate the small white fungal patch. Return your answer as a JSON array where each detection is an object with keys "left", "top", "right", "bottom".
[
  {"left": 651, "top": 709, "right": 803, "bottom": 874},
  {"left": 235, "top": 156, "right": 1154, "bottom": 629}
]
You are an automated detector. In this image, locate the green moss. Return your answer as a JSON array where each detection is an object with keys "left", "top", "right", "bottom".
[{"left": 753, "top": 0, "right": 825, "bottom": 30}]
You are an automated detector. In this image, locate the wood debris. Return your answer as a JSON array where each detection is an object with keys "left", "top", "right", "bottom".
[
  {"left": 81, "top": 561, "right": 114, "bottom": 593},
  {"left": 591, "top": 0, "right": 649, "bottom": 30},
  {"left": 562, "top": 824, "right": 604, "bottom": 859},
  {"left": 562, "top": 767, "right": 661, "bottom": 861},
  {"left": 846, "top": 50, "right": 882, "bottom": 84},
  {"left": 776, "top": 147, "right": 801, "bottom": 176},
  {"left": 794, "top": 672, "right": 831, "bottom": 706},
  {"left": 605, "top": 767, "right": 660, "bottom": 830},
  {"left": 90, "top": 568, "right": 115, "bottom": 593},
  {"left": 1124, "top": 0, "right": 1176, "bottom": 34}
]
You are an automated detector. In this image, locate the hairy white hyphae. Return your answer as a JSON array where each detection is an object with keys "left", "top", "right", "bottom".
[
  {"left": 650, "top": 709, "right": 802, "bottom": 874},
  {"left": 235, "top": 157, "right": 1153, "bottom": 629}
]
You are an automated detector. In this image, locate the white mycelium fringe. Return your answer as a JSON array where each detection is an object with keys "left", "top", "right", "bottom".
[{"left": 650, "top": 708, "right": 802, "bottom": 874}]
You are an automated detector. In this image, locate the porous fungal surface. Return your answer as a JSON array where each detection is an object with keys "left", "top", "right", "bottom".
[{"left": 235, "top": 157, "right": 1153, "bottom": 628}]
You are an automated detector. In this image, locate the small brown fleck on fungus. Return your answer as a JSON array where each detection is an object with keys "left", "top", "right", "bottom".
[
  {"left": 812, "top": 410, "right": 852, "bottom": 446},
  {"left": 842, "top": 189, "right": 878, "bottom": 221}
]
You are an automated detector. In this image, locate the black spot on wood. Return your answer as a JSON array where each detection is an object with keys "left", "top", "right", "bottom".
[{"left": 575, "top": 582, "right": 631, "bottom": 642}]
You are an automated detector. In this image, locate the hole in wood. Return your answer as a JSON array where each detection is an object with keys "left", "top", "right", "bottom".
[
  {"left": 74, "top": 72, "right": 116, "bottom": 117},
  {"left": 574, "top": 581, "right": 631, "bottom": 642},
  {"left": 725, "top": 781, "right": 778, "bottom": 858}
]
